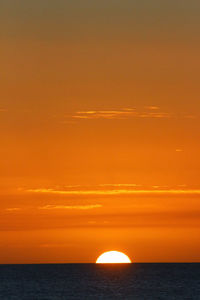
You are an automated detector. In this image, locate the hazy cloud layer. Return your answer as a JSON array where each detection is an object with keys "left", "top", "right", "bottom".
[
  {"left": 26, "top": 187, "right": 200, "bottom": 196},
  {"left": 63, "top": 106, "right": 195, "bottom": 121},
  {"left": 71, "top": 107, "right": 171, "bottom": 120},
  {"left": 39, "top": 204, "right": 102, "bottom": 210}
]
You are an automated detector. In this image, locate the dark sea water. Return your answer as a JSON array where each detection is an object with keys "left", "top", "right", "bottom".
[{"left": 0, "top": 264, "right": 199, "bottom": 300}]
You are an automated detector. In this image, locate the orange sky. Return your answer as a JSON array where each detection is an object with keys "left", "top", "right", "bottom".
[{"left": 0, "top": 0, "right": 200, "bottom": 263}]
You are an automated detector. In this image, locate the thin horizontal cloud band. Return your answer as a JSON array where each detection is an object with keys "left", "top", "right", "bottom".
[
  {"left": 67, "top": 107, "right": 195, "bottom": 121},
  {"left": 39, "top": 205, "right": 102, "bottom": 210},
  {"left": 26, "top": 188, "right": 200, "bottom": 196},
  {"left": 72, "top": 108, "right": 171, "bottom": 120}
]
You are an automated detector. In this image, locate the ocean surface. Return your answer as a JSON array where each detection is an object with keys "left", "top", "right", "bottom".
[{"left": 0, "top": 263, "right": 199, "bottom": 299}]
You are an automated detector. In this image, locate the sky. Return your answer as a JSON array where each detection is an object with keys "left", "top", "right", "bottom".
[{"left": 0, "top": 0, "right": 200, "bottom": 263}]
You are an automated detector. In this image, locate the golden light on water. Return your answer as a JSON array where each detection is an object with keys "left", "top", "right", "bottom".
[{"left": 96, "top": 251, "right": 132, "bottom": 264}]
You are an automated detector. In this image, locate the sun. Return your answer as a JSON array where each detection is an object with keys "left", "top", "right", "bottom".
[{"left": 96, "top": 251, "right": 132, "bottom": 264}]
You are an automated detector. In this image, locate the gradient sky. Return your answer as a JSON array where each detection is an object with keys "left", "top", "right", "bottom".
[{"left": 0, "top": 0, "right": 200, "bottom": 263}]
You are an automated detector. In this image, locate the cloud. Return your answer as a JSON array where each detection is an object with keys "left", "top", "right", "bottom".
[
  {"left": 38, "top": 204, "right": 102, "bottom": 210},
  {"left": 5, "top": 208, "right": 21, "bottom": 212},
  {"left": 61, "top": 106, "right": 196, "bottom": 122},
  {"left": 98, "top": 183, "right": 141, "bottom": 187},
  {"left": 27, "top": 187, "right": 200, "bottom": 196},
  {"left": 71, "top": 107, "right": 171, "bottom": 120},
  {"left": 145, "top": 106, "right": 160, "bottom": 110},
  {"left": 73, "top": 108, "right": 136, "bottom": 120}
]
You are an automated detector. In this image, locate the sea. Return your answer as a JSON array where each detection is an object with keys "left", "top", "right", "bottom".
[{"left": 0, "top": 263, "right": 199, "bottom": 299}]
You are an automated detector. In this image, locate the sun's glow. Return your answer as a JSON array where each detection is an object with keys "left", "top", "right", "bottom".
[{"left": 96, "top": 251, "right": 132, "bottom": 264}]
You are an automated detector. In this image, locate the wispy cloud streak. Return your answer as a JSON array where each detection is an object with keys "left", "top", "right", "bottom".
[
  {"left": 5, "top": 208, "right": 21, "bottom": 212},
  {"left": 27, "top": 188, "right": 200, "bottom": 196},
  {"left": 71, "top": 107, "right": 172, "bottom": 120},
  {"left": 39, "top": 204, "right": 102, "bottom": 210},
  {"left": 65, "top": 106, "right": 196, "bottom": 121}
]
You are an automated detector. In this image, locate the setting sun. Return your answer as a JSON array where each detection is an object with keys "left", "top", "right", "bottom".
[{"left": 96, "top": 251, "right": 132, "bottom": 264}]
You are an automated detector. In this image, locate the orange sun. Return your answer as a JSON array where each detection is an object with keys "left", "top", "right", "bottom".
[{"left": 96, "top": 251, "right": 132, "bottom": 264}]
